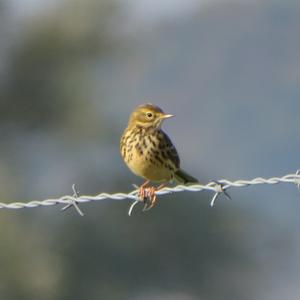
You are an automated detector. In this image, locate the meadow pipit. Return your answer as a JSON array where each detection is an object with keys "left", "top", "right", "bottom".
[{"left": 120, "top": 103, "right": 198, "bottom": 209}]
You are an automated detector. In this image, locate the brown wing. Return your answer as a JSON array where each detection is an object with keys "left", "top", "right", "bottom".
[{"left": 158, "top": 130, "right": 180, "bottom": 170}]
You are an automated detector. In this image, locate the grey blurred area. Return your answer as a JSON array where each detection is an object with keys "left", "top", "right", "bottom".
[{"left": 1, "top": 0, "right": 300, "bottom": 299}]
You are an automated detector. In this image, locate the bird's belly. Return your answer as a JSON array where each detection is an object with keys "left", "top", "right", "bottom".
[{"left": 126, "top": 149, "right": 172, "bottom": 182}]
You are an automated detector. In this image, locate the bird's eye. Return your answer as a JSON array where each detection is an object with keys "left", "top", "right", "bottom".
[{"left": 146, "top": 112, "right": 153, "bottom": 119}]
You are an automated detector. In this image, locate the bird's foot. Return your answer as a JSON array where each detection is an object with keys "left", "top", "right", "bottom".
[
  {"left": 139, "top": 183, "right": 165, "bottom": 211},
  {"left": 128, "top": 182, "right": 165, "bottom": 215}
]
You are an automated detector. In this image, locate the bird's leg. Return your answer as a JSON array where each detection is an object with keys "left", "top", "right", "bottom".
[
  {"left": 137, "top": 180, "right": 150, "bottom": 201},
  {"left": 143, "top": 183, "right": 165, "bottom": 211}
]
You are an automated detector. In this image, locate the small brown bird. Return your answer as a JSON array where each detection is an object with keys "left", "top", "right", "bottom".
[{"left": 120, "top": 103, "right": 198, "bottom": 209}]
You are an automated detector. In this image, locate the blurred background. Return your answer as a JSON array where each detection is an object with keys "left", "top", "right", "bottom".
[{"left": 1, "top": 0, "right": 300, "bottom": 299}]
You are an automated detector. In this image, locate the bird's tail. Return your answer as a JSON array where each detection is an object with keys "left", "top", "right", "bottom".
[{"left": 174, "top": 169, "right": 198, "bottom": 184}]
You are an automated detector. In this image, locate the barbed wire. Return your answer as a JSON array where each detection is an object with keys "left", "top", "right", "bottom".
[{"left": 0, "top": 171, "right": 299, "bottom": 216}]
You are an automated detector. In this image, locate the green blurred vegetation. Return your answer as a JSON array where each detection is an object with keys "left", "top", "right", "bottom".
[{"left": 0, "top": 0, "right": 120, "bottom": 130}]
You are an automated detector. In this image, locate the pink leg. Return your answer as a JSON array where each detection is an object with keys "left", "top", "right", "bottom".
[
  {"left": 142, "top": 184, "right": 166, "bottom": 211},
  {"left": 138, "top": 180, "right": 150, "bottom": 200}
]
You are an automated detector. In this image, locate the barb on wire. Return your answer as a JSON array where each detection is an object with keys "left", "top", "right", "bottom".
[
  {"left": 210, "top": 180, "right": 232, "bottom": 207},
  {"left": 61, "top": 184, "right": 84, "bottom": 216},
  {"left": 0, "top": 171, "right": 299, "bottom": 216},
  {"left": 296, "top": 169, "right": 300, "bottom": 189}
]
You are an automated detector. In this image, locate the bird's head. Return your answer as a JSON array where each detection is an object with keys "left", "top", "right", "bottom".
[{"left": 128, "top": 103, "right": 174, "bottom": 129}]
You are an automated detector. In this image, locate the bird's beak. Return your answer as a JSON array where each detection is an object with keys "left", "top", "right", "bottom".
[{"left": 161, "top": 114, "right": 174, "bottom": 119}]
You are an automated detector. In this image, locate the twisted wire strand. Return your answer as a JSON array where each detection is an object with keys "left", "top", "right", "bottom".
[{"left": 0, "top": 172, "right": 299, "bottom": 215}]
